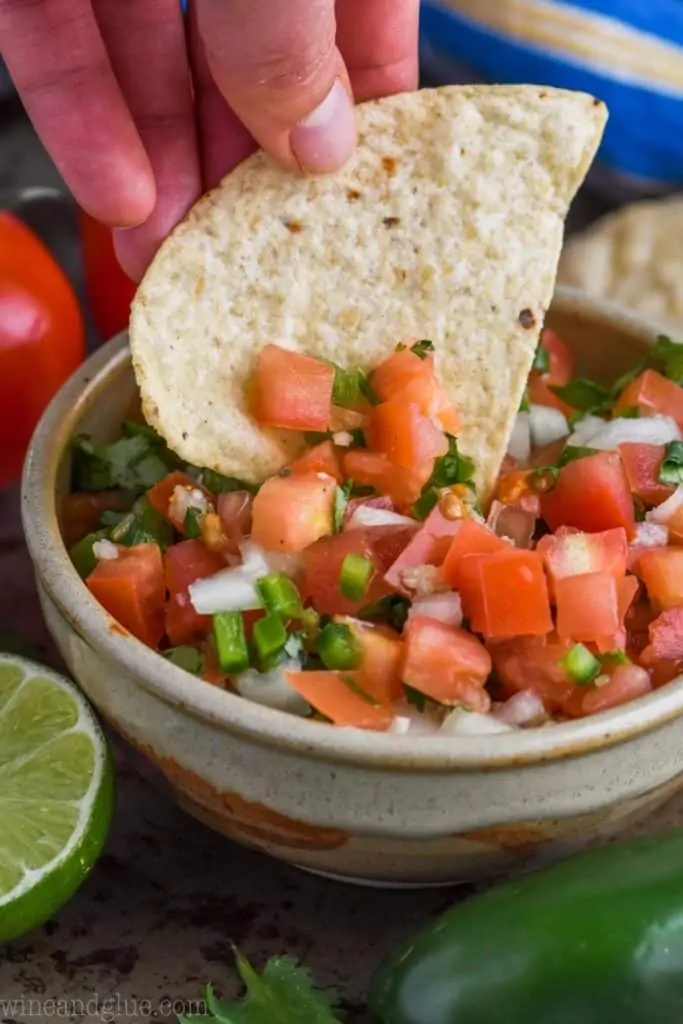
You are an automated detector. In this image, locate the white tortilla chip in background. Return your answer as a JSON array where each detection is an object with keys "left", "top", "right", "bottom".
[
  {"left": 130, "top": 84, "right": 607, "bottom": 503},
  {"left": 559, "top": 195, "right": 683, "bottom": 338}
]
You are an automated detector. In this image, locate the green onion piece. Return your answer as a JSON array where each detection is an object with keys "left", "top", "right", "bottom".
[
  {"left": 411, "top": 339, "right": 435, "bottom": 360},
  {"left": 332, "top": 366, "right": 360, "bottom": 408},
  {"left": 257, "top": 573, "right": 304, "bottom": 619},
  {"left": 300, "top": 607, "right": 321, "bottom": 631},
  {"left": 184, "top": 507, "right": 204, "bottom": 539},
  {"left": 561, "top": 643, "right": 601, "bottom": 685},
  {"left": 253, "top": 612, "right": 288, "bottom": 665},
  {"left": 411, "top": 488, "right": 439, "bottom": 521},
  {"left": 339, "top": 553, "right": 374, "bottom": 601},
  {"left": 650, "top": 335, "right": 683, "bottom": 385},
  {"left": 69, "top": 529, "right": 109, "bottom": 579},
  {"left": 609, "top": 362, "right": 646, "bottom": 400},
  {"left": 659, "top": 441, "right": 683, "bottom": 487},
  {"left": 213, "top": 612, "right": 250, "bottom": 674},
  {"left": 532, "top": 340, "right": 550, "bottom": 374},
  {"left": 314, "top": 623, "right": 361, "bottom": 671},
  {"left": 558, "top": 445, "right": 599, "bottom": 467},
  {"left": 162, "top": 646, "right": 205, "bottom": 675},
  {"left": 550, "top": 378, "right": 610, "bottom": 413}
]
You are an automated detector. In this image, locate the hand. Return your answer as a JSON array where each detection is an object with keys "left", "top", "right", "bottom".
[{"left": 0, "top": 0, "right": 419, "bottom": 281}]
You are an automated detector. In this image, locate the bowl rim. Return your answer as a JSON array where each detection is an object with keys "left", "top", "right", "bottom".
[{"left": 21, "top": 285, "right": 683, "bottom": 772}]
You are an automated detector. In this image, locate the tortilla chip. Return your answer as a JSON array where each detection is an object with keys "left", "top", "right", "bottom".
[
  {"left": 130, "top": 85, "right": 606, "bottom": 501},
  {"left": 559, "top": 195, "right": 683, "bottom": 337}
]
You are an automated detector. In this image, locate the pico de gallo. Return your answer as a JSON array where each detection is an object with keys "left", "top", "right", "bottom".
[{"left": 63, "top": 331, "right": 683, "bottom": 735}]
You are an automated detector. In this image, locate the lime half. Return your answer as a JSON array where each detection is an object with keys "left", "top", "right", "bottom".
[{"left": 0, "top": 654, "right": 114, "bottom": 942}]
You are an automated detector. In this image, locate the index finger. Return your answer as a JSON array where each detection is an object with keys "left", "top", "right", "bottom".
[
  {"left": 0, "top": 0, "right": 155, "bottom": 226},
  {"left": 336, "top": 0, "right": 420, "bottom": 101}
]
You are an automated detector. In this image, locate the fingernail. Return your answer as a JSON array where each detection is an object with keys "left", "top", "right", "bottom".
[{"left": 290, "top": 80, "right": 357, "bottom": 174}]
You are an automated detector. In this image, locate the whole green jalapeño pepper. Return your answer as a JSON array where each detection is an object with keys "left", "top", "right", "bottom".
[{"left": 369, "top": 829, "right": 683, "bottom": 1024}]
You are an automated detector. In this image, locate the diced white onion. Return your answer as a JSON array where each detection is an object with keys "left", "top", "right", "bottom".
[
  {"left": 507, "top": 412, "right": 531, "bottom": 464},
  {"left": 399, "top": 564, "right": 449, "bottom": 596},
  {"left": 528, "top": 404, "right": 569, "bottom": 447},
  {"left": 649, "top": 484, "right": 683, "bottom": 525},
  {"left": 239, "top": 540, "right": 303, "bottom": 578},
  {"left": 408, "top": 592, "right": 463, "bottom": 627},
  {"left": 586, "top": 415, "right": 681, "bottom": 452},
  {"left": 332, "top": 431, "right": 354, "bottom": 447},
  {"left": 440, "top": 708, "right": 516, "bottom": 736},
  {"left": 347, "top": 506, "right": 415, "bottom": 530},
  {"left": 92, "top": 539, "right": 118, "bottom": 561},
  {"left": 633, "top": 521, "right": 669, "bottom": 547},
  {"left": 234, "top": 661, "right": 310, "bottom": 715},
  {"left": 189, "top": 569, "right": 262, "bottom": 614},
  {"left": 170, "top": 484, "right": 212, "bottom": 520},
  {"left": 388, "top": 705, "right": 441, "bottom": 736},
  {"left": 566, "top": 414, "right": 607, "bottom": 447},
  {"left": 494, "top": 689, "right": 547, "bottom": 727}
]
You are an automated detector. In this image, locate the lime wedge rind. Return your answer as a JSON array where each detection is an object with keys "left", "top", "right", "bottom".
[{"left": 0, "top": 655, "right": 115, "bottom": 942}]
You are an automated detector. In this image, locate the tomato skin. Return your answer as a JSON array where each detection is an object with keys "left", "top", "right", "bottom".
[
  {"left": 250, "top": 345, "right": 334, "bottom": 431},
  {"left": 577, "top": 664, "right": 652, "bottom": 717},
  {"left": 555, "top": 572, "right": 620, "bottom": 643},
  {"left": 343, "top": 449, "right": 431, "bottom": 507},
  {"left": 371, "top": 347, "right": 460, "bottom": 433},
  {"left": 540, "top": 452, "right": 636, "bottom": 539},
  {"left": 301, "top": 529, "right": 387, "bottom": 616},
  {"left": 86, "top": 543, "right": 165, "bottom": 647},
  {"left": 216, "top": 491, "right": 253, "bottom": 555},
  {"left": 385, "top": 506, "right": 465, "bottom": 594},
  {"left": 634, "top": 547, "right": 683, "bottom": 610},
  {"left": 619, "top": 443, "right": 674, "bottom": 507},
  {"left": 595, "top": 574, "right": 641, "bottom": 653},
  {"left": 471, "top": 550, "right": 553, "bottom": 638},
  {"left": 289, "top": 440, "right": 343, "bottom": 482},
  {"left": 441, "top": 518, "right": 509, "bottom": 591},
  {"left": 252, "top": 473, "right": 335, "bottom": 552},
  {"left": 341, "top": 618, "right": 404, "bottom": 704},
  {"left": 284, "top": 670, "right": 393, "bottom": 730},
  {"left": 0, "top": 212, "right": 85, "bottom": 487},
  {"left": 537, "top": 527, "right": 628, "bottom": 587},
  {"left": 615, "top": 369, "right": 683, "bottom": 428},
  {"left": 368, "top": 401, "right": 447, "bottom": 470},
  {"left": 488, "top": 634, "right": 575, "bottom": 711},
  {"left": 61, "top": 490, "right": 131, "bottom": 548},
  {"left": 163, "top": 539, "right": 225, "bottom": 645},
  {"left": 402, "top": 616, "right": 491, "bottom": 710},
  {"left": 643, "top": 606, "right": 683, "bottom": 662}
]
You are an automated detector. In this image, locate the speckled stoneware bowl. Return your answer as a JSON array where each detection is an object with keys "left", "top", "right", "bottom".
[{"left": 21, "top": 286, "right": 683, "bottom": 887}]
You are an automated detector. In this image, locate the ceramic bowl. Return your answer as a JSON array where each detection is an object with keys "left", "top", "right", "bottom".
[{"left": 21, "top": 286, "right": 683, "bottom": 887}]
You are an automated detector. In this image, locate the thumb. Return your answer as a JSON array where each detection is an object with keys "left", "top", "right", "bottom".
[{"left": 194, "top": 0, "right": 357, "bottom": 174}]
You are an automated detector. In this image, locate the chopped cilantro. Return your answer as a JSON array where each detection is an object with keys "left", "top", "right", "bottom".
[
  {"left": 412, "top": 434, "right": 476, "bottom": 520},
  {"left": 121, "top": 420, "right": 165, "bottom": 443},
  {"left": 650, "top": 335, "right": 683, "bottom": 385},
  {"left": 359, "top": 594, "right": 410, "bottom": 632},
  {"left": 184, "top": 507, "right": 204, "bottom": 539},
  {"left": 358, "top": 370, "right": 380, "bottom": 406},
  {"left": 71, "top": 434, "right": 170, "bottom": 494},
  {"left": 333, "top": 480, "right": 354, "bottom": 533},
  {"left": 532, "top": 340, "right": 550, "bottom": 374},
  {"left": 518, "top": 390, "right": 530, "bottom": 413},
  {"left": 411, "top": 339, "right": 435, "bottom": 360},
  {"left": 331, "top": 365, "right": 361, "bottom": 408},
  {"left": 659, "top": 441, "right": 683, "bottom": 487},
  {"left": 558, "top": 445, "right": 598, "bottom": 467},
  {"left": 201, "top": 469, "right": 256, "bottom": 495},
  {"left": 613, "top": 406, "right": 641, "bottom": 419},
  {"left": 404, "top": 685, "right": 427, "bottom": 711},
  {"left": 109, "top": 495, "right": 174, "bottom": 550},
  {"left": 550, "top": 378, "right": 611, "bottom": 414}
]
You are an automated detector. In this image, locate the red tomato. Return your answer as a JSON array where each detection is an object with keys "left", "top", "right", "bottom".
[
  {"left": 163, "top": 539, "right": 225, "bottom": 645},
  {"left": 537, "top": 527, "right": 628, "bottom": 587},
  {"left": 526, "top": 329, "right": 575, "bottom": 415},
  {"left": 250, "top": 345, "right": 334, "bottom": 432},
  {"left": 615, "top": 369, "right": 683, "bottom": 428},
  {"left": 79, "top": 211, "right": 136, "bottom": 340},
  {"left": 370, "top": 525, "right": 420, "bottom": 573},
  {"left": 577, "top": 664, "right": 652, "bottom": 717},
  {"left": 368, "top": 401, "right": 447, "bottom": 469},
  {"left": 488, "top": 634, "right": 575, "bottom": 711},
  {"left": 0, "top": 212, "right": 86, "bottom": 487},
  {"left": 252, "top": 473, "right": 335, "bottom": 552},
  {"left": 216, "top": 490, "right": 253, "bottom": 555},
  {"left": 343, "top": 449, "right": 430, "bottom": 507},
  {"left": 402, "top": 616, "right": 491, "bottom": 709},
  {"left": 60, "top": 490, "right": 132, "bottom": 548},
  {"left": 385, "top": 506, "right": 465, "bottom": 594},
  {"left": 470, "top": 550, "right": 553, "bottom": 638},
  {"left": 300, "top": 529, "right": 386, "bottom": 616},
  {"left": 86, "top": 544, "right": 165, "bottom": 647},
  {"left": 595, "top": 574, "right": 641, "bottom": 653},
  {"left": 634, "top": 547, "right": 683, "bottom": 610},
  {"left": 289, "top": 440, "right": 343, "bottom": 482},
  {"left": 540, "top": 452, "right": 635, "bottom": 538},
  {"left": 644, "top": 606, "right": 683, "bottom": 662},
  {"left": 371, "top": 347, "right": 460, "bottom": 433},
  {"left": 284, "top": 670, "right": 393, "bottom": 730},
  {"left": 342, "top": 619, "right": 404, "bottom": 704},
  {"left": 441, "top": 517, "right": 508, "bottom": 591},
  {"left": 146, "top": 471, "right": 214, "bottom": 532},
  {"left": 618, "top": 443, "right": 674, "bottom": 507},
  {"left": 527, "top": 375, "right": 574, "bottom": 415},
  {"left": 555, "top": 572, "right": 620, "bottom": 642}
]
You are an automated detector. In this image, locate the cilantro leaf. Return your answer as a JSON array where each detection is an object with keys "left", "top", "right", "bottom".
[
  {"left": 333, "top": 480, "right": 353, "bottom": 533},
  {"left": 659, "top": 441, "right": 683, "bottom": 487},
  {"left": 358, "top": 371, "right": 380, "bottom": 406},
  {"left": 201, "top": 469, "right": 256, "bottom": 495},
  {"left": 532, "top": 339, "right": 550, "bottom": 374},
  {"left": 650, "top": 335, "right": 683, "bottom": 385},
  {"left": 71, "top": 434, "right": 170, "bottom": 493},
  {"left": 550, "top": 378, "right": 611, "bottom": 413},
  {"left": 411, "top": 339, "right": 435, "bottom": 360},
  {"left": 177, "top": 952, "right": 344, "bottom": 1024},
  {"left": 404, "top": 685, "right": 427, "bottom": 711},
  {"left": 109, "top": 495, "right": 174, "bottom": 550},
  {"left": 359, "top": 594, "right": 410, "bottom": 632},
  {"left": 558, "top": 445, "right": 598, "bottom": 467},
  {"left": 518, "top": 389, "right": 530, "bottom": 413},
  {"left": 412, "top": 435, "right": 475, "bottom": 520}
]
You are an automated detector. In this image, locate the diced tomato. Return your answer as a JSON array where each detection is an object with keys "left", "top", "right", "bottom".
[
  {"left": 385, "top": 506, "right": 467, "bottom": 594},
  {"left": 633, "top": 547, "right": 683, "bottom": 610},
  {"left": 342, "top": 618, "right": 404, "bottom": 704},
  {"left": 540, "top": 451, "right": 635, "bottom": 538},
  {"left": 525, "top": 329, "right": 575, "bottom": 415},
  {"left": 163, "top": 539, "right": 225, "bottom": 645},
  {"left": 250, "top": 344, "right": 334, "bottom": 432},
  {"left": 329, "top": 406, "right": 366, "bottom": 432},
  {"left": 288, "top": 440, "right": 343, "bottom": 483},
  {"left": 441, "top": 517, "right": 509, "bottom": 591},
  {"left": 86, "top": 543, "right": 165, "bottom": 647},
  {"left": 644, "top": 606, "right": 683, "bottom": 662},
  {"left": 251, "top": 473, "right": 335, "bottom": 552},
  {"left": 216, "top": 490, "right": 253, "bottom": 555},
  {"left": 537, "top": 527, "right": 628, "bottom": 588},
  {"left": 370, "top": 525, "right": 420, "bottom": 574},
  {"left": 370, "top": 346, "right": 461, "bottom": 434},
  {"left": 301, "top": 530, "right": 383, "bottom": 616},
  {"left": 651, "top": 486, "right": 683, "bottom": 544},
  {"left": 488, "top": 634, "right": 575, "bottom": 711},
  {"left": 343, "top": 449, "right": 431, "bottom": 508},
  {"left": 573, "top": 664, "right": 652, "bottom": 717},
  {"left": 619, "top": 443, "right": 674, "bottom": 507},
  {"left": 402, "top": 616, "right": 491, "bottom": 710},
  {"left": 470, "top": 550, "right": 552, "bottom": 638},
  {"left": 146, "top": 471, "right": 214, "bottom": 531},
  {"left": 555, "top": 572, "right": 620, "bottom": 642},
  {"left": 61, "top": 490, "right": 131, "bottom": 548},
  {"left": 614, "top": 369, "right": 683, "bottom": 429},
  {"left": 368, "top": 401, "right": 447, "bottom": 470},
  {"left": 283, "top": 670, "right": 393, "bottom": 731}
]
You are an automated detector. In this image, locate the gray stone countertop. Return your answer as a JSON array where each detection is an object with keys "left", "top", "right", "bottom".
[{"left": 1, "top": 98, "right": 680, "bottom": 1024}]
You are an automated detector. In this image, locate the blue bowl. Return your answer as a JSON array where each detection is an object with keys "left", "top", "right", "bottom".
[{"left": 419, "top": 0, "right": 683, "bottom": 199}]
